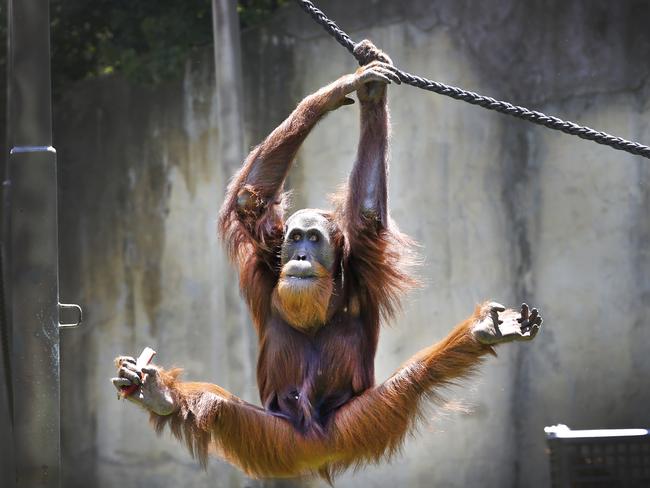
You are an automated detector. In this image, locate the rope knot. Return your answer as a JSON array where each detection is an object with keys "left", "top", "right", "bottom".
[{"left": 353, "top": 39, "right": 393, "bottom": 66}]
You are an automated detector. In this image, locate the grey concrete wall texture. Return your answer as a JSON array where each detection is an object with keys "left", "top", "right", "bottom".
[{"left": 54, "top": 1, "right": 650, "bottom": 487}]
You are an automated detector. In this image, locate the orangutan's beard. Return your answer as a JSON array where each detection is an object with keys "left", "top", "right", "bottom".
[{"left": 272, "top": 262, "right": 333, "bottom": 331}]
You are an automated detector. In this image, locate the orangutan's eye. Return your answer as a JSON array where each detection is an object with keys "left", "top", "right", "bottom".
[
  {"left": 291, "top": 232, "right": 302, "bottom": 242},
  {"left": 308, "top": 233, "right": 319, "bottom": 242}
]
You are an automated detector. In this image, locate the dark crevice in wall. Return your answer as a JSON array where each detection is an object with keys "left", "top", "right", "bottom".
[{"left": 495, "top": 118, "right": 538, "bottom": 488}]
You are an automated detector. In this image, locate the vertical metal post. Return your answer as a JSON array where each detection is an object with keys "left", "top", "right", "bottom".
[
  {"left": 8, "top": 147, "right": 60, "bottom": 488},
  {"left": 5, "top": 0, "right": 81, "bottom": 487},
  {"left": 7, "top": 0, "right": 53, "bottom": 147}
]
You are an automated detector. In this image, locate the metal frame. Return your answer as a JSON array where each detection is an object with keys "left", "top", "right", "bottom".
[{"left": 546, "top": 424, "right": 650, "bottom": 486}]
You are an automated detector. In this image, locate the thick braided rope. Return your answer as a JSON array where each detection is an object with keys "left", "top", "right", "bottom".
[{"left": 295, "top": 0, "right": 650, "bottom": 160}]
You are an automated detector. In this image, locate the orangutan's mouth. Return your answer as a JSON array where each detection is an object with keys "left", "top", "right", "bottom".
[{"left": 283, "top": 260, "right": 316, "bottom": 278}]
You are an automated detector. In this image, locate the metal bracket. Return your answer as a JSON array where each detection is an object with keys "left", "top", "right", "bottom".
[{"left": 58, "top": 303, "right": 82, "bottom": 329}]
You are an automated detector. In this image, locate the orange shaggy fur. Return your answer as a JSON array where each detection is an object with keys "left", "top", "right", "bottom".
[
  {"left": 146, "top": 57, "right": 500, "bottom": 482},
  {"left": 150, "top": 305, "right": 494, "bottom": 480}
]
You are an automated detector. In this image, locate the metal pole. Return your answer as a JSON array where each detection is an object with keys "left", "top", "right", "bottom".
[
  {"left": 5, "top": 0, "right": 82, "bottom": 487},
  {"left": 8, "top": 148, "right": 61, "bottom": 488}
]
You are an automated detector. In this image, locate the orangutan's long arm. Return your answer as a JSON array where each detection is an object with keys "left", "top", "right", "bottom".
[
  {"left": 113, "top": 303, "right": 540, "bottom": 480},
  {"left": 148, "top": 371, "right": 331, "bottom": 478},
  {"left": 231, "top": 94, "right": 335, "bottom": 209},
  {"left": 345, "top": 44, "right": 395, "bottom": 229},
  {"left": 217, "top": 63, "right": 401, "bottom": 262},
  {"left": 336, "top": 44, "right": 410, "bottom": 324},
  {"left": 328, "top": 305, "right": 493, "bottom": 466},
  {"left": 345, "top": 87, "right": 390, "bottom": 227},
  {"left": 122, "top": 306, "right": 491, "bottom": 479},
  {"left": 158, "top": 310, "right": 493, "bottom": 477},
  {"left": 217, "top": 85, "right": 341, "bottom": 259},
  {"left": 328, "top": 302, "right": 541, "bottom": 470}
]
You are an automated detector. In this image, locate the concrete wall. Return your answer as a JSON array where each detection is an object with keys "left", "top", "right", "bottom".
[{"left": 55, "top": 1, "right": 650, "bottom": 487}]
